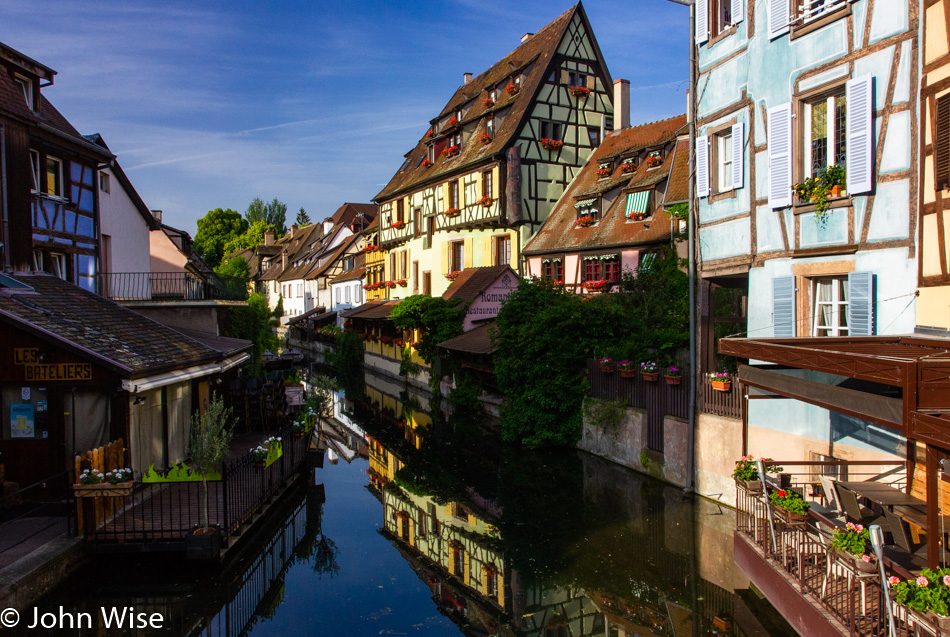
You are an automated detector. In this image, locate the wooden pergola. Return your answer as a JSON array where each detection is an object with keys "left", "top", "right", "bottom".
[{"left": 719, "top": 335, "right": 950, "bottom": 567}]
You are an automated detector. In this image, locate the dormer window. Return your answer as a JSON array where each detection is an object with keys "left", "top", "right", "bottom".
[
  {"left": 596, "top": 163, "right": 612, "bottom": 179},
  {"left": 14, "top": 74, "right": 33, "bottom": 110},
  {"left": 575, "top": 198, "right": 599, "bottom": 226},
  {"left": 490, "top": 90, "right": 496, "bottom": 102},
  {"left": 487, "top": 118, "right": 494, "bottom": 137},
  {"left": 645, "top": 151, "right": 663, "bottom": 168}
]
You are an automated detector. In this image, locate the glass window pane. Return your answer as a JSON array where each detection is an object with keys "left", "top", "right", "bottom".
[
  {"left": 810, "top": 101, "right": 828, "bottom": 175},
  {"left": 834, "top": 94, "right": 847, "bottom": 168}
]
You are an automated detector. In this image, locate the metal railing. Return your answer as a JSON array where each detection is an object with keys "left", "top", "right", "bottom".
[
  {"left": 102, "top": 272, "right": 248, "bottom": 302},
  {"left": 733, "top": 460, "right": 950, "bottom": 636}
]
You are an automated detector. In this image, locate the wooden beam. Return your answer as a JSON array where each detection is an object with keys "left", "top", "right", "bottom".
[{"left": 928, "top": 444, "right": 940, "bottom": 569}]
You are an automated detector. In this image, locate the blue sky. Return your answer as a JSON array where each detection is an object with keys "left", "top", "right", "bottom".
[{"left": 1, "top": 0, "right": 688, "bottom": 235}]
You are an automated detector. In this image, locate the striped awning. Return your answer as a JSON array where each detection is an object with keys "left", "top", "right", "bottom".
[
  {"left": 574, "top": 198, "right": 597, "bottom": 208},
  {"left": 625, "top": 191, "right": 651, "bottom": 217}
]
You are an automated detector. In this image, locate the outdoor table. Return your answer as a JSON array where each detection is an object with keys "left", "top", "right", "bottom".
[
  {"left": 891, "top": 505, "right": 950, "bottom": 532},
  {"left": 837, "top": 481, "right": 927, "bottom": 508}
]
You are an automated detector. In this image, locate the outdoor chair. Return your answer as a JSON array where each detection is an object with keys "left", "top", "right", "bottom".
[
  {"left": 838, "top": 486, "right": 886, "bottom": 528},
  {"left": 819, "top": 476, "right": 843, "bottom": 517},
  {"left": 882, "top": 509, "right": 928, "bottom": 572}
]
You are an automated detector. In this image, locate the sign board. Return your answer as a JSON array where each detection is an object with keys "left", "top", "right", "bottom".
[
  {"left": 10, "top": 403, "right": 35, "bottom": 438},
  {"left": 13, "top": 348, "right": 93, "bottom": 381},
  {"left": 462, "top": 271, "right": 518, "bottom": 331}
]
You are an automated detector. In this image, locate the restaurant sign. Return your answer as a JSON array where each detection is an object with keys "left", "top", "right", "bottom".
[{"left": 14, "top": 348, "right": 92, "bottom": 381}]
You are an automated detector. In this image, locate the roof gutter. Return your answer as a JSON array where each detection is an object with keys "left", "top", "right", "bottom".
[
  {"left": 36, "top": 123, "right": 114, "bottom": 159},
  {"left": 123, "top": 352, "right": 249, "bottom": 393}
]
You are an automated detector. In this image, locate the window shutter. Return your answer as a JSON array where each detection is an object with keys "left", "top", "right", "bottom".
[
  {"left": 848, "top": 272, "right": 874, "bottom": 335},
  {"left": 768, "top": 102, "right": 793, "bottom": 208},
  {"left": 773, "top": 277, "right": 797, "bottom": 337},
  {"left": 936, "top": 95, "right": 950, "bottom": 191},
  {"left": 696, "top": 0, "right": 709, "bottom": 44},
  {"left": 585, "top": 75, "right": 595, "bottom": 89},
  {"left": 731, "top": 122, "right": 744, "bottom": 189},
  {"left": 846, "top": 75, "right": 873, "bottom": 195},
  {"left": 768, "top": 0, "right": 790, "bottom": 39},
  {"left": 464, "top": 238, "right": 473, "bottom": 269},
  {"left": 560, "top": 69, "right": 570, "bottom": 84},
  {"left": 696, "top": 135, "right": 710, "bottom": 198},
  {"left": 732, "top": 0, "right": 744, "bottom": 25}
]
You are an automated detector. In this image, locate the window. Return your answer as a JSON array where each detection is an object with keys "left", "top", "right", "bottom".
[
  {"left": 540, "top": 120, "right": 563, "bottom": 141},
  {"left": 356, "top": 285, "right": 362, "bottom": 303},
  {"left": 588, "top": 127, "right": 601, "bottom": 147},
  {"left": 543, "top": 259, "right": 564, "bottom": 282},
  {"left": 482, "top": 170, "right": 493, "bottom": 199},
  {"left": 345, "top": 286, "right": 351, "bottom": 303},
  {"left": 336, "top": 287, "right": 341, "bottom": 304},
  {"left": 803, "top": 90, "right": 847, "bottom": 179},
  {"left": 800, "top": 0, "right": 849, "bottom": 23},
  {"left": 717, "top": 130, "right": 734, "bottom": 193},
  {"left": 451, "top": 241, "right": 465, "bottom": 272},
  {"left": 297, "top": 283, "right": 303, "bottom": 296},
  {"left": 344, "top": 256, "right": 354, "bottom": 272},
  {"left": 812, "top": 276, "right": 849, "bottom": 336},
  {"left": 495, "top": 235, "right": 510, "bottom": 266},
  {"left": 45, "top": 156, "right": 64, "bottom": 198},
  {"left": 452, "top": 546, "right": 464, "bottom": 576},
  {"left": 396, "top": 199, "right": 404, "bottom": 223},
  {"left": 485, "top": 566, "right": 498, "bottom": 597},
  {"left": 50, "top": 253, "right": 67, "bottom": 280},
  {"left": 583, "top": 257, "right": 602, "bottom": 282},
  {"left": 711, "top": 0, "right": 733, "bottom": 37},
  {"left": 412, "top": 261, "right": 419, "bottom": 293},
  {"left": 936, "top": 93, "right": 950, "bottom": 190},
  {"left": 568, "top": 70, "right": 588, "bottom": 87},
  {"left": 14, "top": 75, "right": 32, "bottom": 110},
  {"left": 486, "top": 118, "right": 494, "bottom": 137},
  {"left": 427, "top": 145, "right": 435, "bottom": 163},
  {"left": 576, "top": 200, "right": 599, "bottom": 222},
  {"left": 29, "top": 150, "right": 40, "bottom": 192},
  {"left": 449, "top": 181, "right": 460, "bottom": 209},
  {"left": 32, "top": 250, "right": 43, "bottom": 271},
  {"left": 99, "top": 171, "right": 110, "bottom": 193},
  {"left": 697, "top": 0, "right": 742, "bottom": 44},
  {"left": 423, "top": 271, "right": 432, "bottom": 295}
]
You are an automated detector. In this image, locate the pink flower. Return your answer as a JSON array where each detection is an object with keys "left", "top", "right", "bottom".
[
  {"left": 943, "top": 575, "right": 950, "bottom": 587},
  {"left": 889, "top": 576, "right": 900, "bottom": 586},
  {"left": 918, "top": 576, "right": 930, "bottom": 587},
  {"left": 846, "top": 522, "right": 855, "bottom": 530},
  {"left": 861, "top": 555, "right": 871, "bottom": 563},
  {"left": 854, "top": 524, "right": 864, "bottom": 532}
]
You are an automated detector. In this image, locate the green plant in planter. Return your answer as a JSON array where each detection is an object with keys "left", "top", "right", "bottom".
[
  {"left": 769, "top": 488, "right": 810, "bottom": 515},
  {"left": 891, "top": 568, "right": 950, "bottom": 617},
  {"left": 830, "top": 522, "right": 872, "bottom": 559},
  {"left": 732, "top": 455, "right": 782, "bottom": 481},
  {"left": 189, "top": 394, "right": 234, "bottom": 532},
  {"left": 791, "top": 165, "right": 846, "bottom": 224}
]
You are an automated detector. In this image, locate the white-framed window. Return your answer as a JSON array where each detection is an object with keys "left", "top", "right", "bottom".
[
  {"left": 14, "top": 74, "right": 33, "bottom": 110},
  {"left": 800, "top": 0, "right": 848, "bottom": 23},
  {"left": 335, "top": 287, "right": 341, "bottom": 304},
  {"left": 29, "top": 149, "right": 40, "bottom": 193},
  {"left": 717, "top": 130, "right": 734, "bottom": 192},
  {"left": 803, "top": 90, "right": 847, "bottom": 180},
  {"left": 812, "top": 276, "right": 849, "bottom": 337},
  {"left": 297, "top": 283, "right": 303, "bottom": 296},
  {"left": 45, "top": 156, "right": 64, "bottom": 198},
  {"left": 50, "top": 253, "right": 67, "bottom": 280},
  {"left": 486, "top": 118, "right": 494, "bottom": 137},
  {"left": 99, "top": 171, "right": 110, "bottom": 193},
  {"left": 345, "top": 286, "right": 351, "bottom": 303},
  {"left": 32, "top": 250, "right": 44, "bottom": 271}
]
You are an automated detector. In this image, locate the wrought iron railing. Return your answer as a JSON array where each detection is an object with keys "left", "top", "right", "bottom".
[{"left": 102, "top": 272, "right": 248, "bottom": 302}]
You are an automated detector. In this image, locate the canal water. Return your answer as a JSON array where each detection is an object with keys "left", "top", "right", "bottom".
[{"left": 16, "top": 390, "right": 796, "bottom": 636}]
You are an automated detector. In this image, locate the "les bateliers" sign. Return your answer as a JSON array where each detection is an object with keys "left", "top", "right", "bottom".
[{"left": 14, "top": 348, "right": 92, "bottom": 381}]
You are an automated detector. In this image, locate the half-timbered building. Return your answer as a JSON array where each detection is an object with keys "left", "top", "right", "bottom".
[{"left": 372, "top": 4, "right": 613, "bottom": 299}]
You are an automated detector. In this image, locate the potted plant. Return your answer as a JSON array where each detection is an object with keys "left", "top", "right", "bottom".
[
  {"left": 505, "top": 83, "right": 519, "bottom": 95},
  {"left": 583, "top": 279, "right": 610, "bottom": 292},
  {"left": 575, "top": 215, "right": 597, "bottom": 228},
  {"left": 890, "top": 569, "right": 950, "bottom": 630},
  {"left": 628, "top": 210, "right": 648, "bottom": 222},
  {"left": 621, "top": 159, "right": 637, "bottom": 173},
  {"left": 445, "top": 270, "right": 462, "bottom": 281},
  {"left": 396, "top": 279, "right": 408, "bottom": 287},
  {"left": 830, "top": 522, "right": 877, "bottom": 573},
  {"left": 425, "top": 129, "right": 434, "bottom": 139},
  {"left": 769, "top": 488, "right": 810, "bottom": 525},
  {"left": 441, "top": 144, "right": 461, "bottom": 158},
  {"left": 444, "top": 207, "right": 462, "bottom": 217},
  {"left": 476, "top": 195, "right": 493, "bottom": 207},
  {"left": 483, "top": 97, "right": 494, "bottom": 108},
  {"left": 596, "top": 166, "right": 612, "bottom": 178},
  {"left": 570, "top": 86, "right": 592, "bottom": 98},
  {"left": 597, "top": 357, "right": 615, "bottom": 373},
  {"left": 822, "top": 164, "right": 846, "bottom": 197},
  {"left": 540, "top": 138, "right": 563, "bottom": 151},
  {"left": 73, "top": 467, "right": 134, "bottom": 498},
  {"left": 664, "top": 366, "right": 682, "bottom": 385},
  {"left": 708, "top": 371, "right": 732, "bottom": 392},
  {"left": 646, "top": 153, "right": 663, "bottom": 168},
  {"left": 791, "top": 165, "right": 847, "bottom": 223},
  {"left": 480, "top": 133, "right": 492, "bottom": 144},
  {"left": 732, "top": 455, "right": 782, "bottom": 493},
  {"left": 292, "top": 419, "right": 310, "bottom": 438},
  {"left": 616, "top": 360, "right": 637, "bottom": 378},
  {"left": 447, "top": 117, "right": 459, "bottom": 127},
  {"left": 421, "top": 159, "right": 433, "bottom": 168},
  {"left": 251, "top": 436, "right": 282, "bottom": 469},
  {"left": 386, "top": 280, "right": 397, "bottom": 289},
  {"left": 640, "top": 361, "right": 659, "bottom": 382},
  {"left": 187, "top": 394, "right": 233, "bottom": 559}
]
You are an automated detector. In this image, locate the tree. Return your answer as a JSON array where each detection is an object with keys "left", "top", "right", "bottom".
[
  {"left": 214, "top": 256, "right": 250, "bottom": 300},
  {"left": 223, "top": 220, "right": 279, "bottom": 256},
  {"left": 296, "top": 207, "right": 310, "bottom": 226},
  {"left": 245, "top": 197, "right": 288, "bottom": 236},
  {"left": 389, "top": 295, "right": 466, "bottom": 365},
  {"left": 193, "top": 208, "right": 248, "bottom": 269},
  {"left": 189, "top": 394, "right": 233, "bottom": 531},
  {"left": 225, "top": 293, "right": 279, "bottom": 375}
]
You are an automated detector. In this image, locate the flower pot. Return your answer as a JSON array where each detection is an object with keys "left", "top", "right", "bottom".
[
  {"left": 831, "top": 185, "right": 842, "bottom": 197},
  {"left": 73, "top": 481, "right": 133, "bottom": 498},
  {"left": 619, "top": 369, "right": 636, "bottom": 378},
  {"left": 832, "top": 547, "right": 876, "bottom": 572},
  {"left": 928, "top": 612, "right": 950, "bottom": 632},
  {"left": 254, "top": 460, "right": 266, "bottom": 469},
  {"left": 735, "top": 478, "right": 763, "bottom": 494},
  {"left": 711, "top": 380, "right": 731, "bottom": 392},
  {"left": 665, "top": 375, "right": 681, "bottom": 385},
  {"left": 293, "top": 431, "right": 305, "bottom": 439},
  {"left": 774, "top": 506, "right": 808, "bottom": 526},
  {"left": 599, "top": 364, "right": 616, "bottom": 373},
  {"left": 186, "top": 526, "right": 222, "bottom": 560},
  {"left": 641, "top": 372, "right": 659, "bottom": 382}
]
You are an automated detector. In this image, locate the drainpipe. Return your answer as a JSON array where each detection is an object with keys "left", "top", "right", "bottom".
[{"left": 0, "top": 123, "right": 9, "bottom": 271}]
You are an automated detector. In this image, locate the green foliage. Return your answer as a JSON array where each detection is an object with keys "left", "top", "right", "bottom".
[
  {"left": 189, "top": 394, "right": 234, "bottom": 529},
  {"left": 732, "top": 455, "right": 782, "bottom": 480},
  {"left": 223, "top": 219, "right": 280, "bottom": 255},
  {"left": 225, "top": 293, "right": 279, "bottom": 376},
  {"left": 448, "top": 369, "right": 484, "bottom": 421},
  {"left": 583, "top": 398, "right": 627, "bottom": 432},
  {"left": 306, "top": 375, "right": 337, "bottom": 421},
  {"left": 389, "top": 295, "right": 466, "bottom": 365},
  {"left": 398, "top": 346, "right": 420, "bottom": 377},
  {"left": 194, "top": 208, "right": 248, "bottom": 268},
  {"left": 769, "top": 488, "right": 810, "bottom": 514},
  {"left": 331, "top": 330, "right": 365, "bottom": 401},
  {"left": 830, "top": 522, "right": 871, "bottom": 557},
  {"left": 665, "top": 202, "right": 688, "bottom": 221},
  {"left": 214, "top": 255, "right": 249, "bottom": 280},
  {"left": 296, "top": 207, "right": 310, "bottom": 226},
  {"left": 892, "top": 568, "right": 950, "bottom": 616},
  {"left": 245, "top": 197, "right": 288, "bottom": 235}
]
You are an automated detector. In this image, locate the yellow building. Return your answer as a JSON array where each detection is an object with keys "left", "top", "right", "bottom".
[{"left": 373, "top": 5, "right": 614, "bottom": 299}]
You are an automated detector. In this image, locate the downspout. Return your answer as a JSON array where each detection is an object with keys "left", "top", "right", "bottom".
[
  {"left": 0, "top": 123, "right": 9, "bottom": 271},
  {"left": 686, "top": 0, "right": 698, "bottom": 494}
]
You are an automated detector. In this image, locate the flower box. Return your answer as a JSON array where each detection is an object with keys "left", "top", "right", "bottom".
[
  {"left": 254, "top": 460, "right": 266, "bottom": 469},
  {"left": 74, "top": 481, "right": 133, "bottom": 498},
  {"left": 665, "top": 375, "right": 681, "bottom": 385},
  {"left": 421, "top": 159, "right": 433, "bottom": 168},
  {"left": 505, "top": 83, "right": 519, "bottom": 96},
  {"left": 619, "top": 369, "right": 636, "bottom": 378},
  {"left": 646, "top": 155, "right": 663, "bottom": 168},
  {"left": 540, "top": 138, "right": 563, "bottom": 151},
  {"left": 445, "top": 270, "right": 462, "bottom": 281},
  {"left": 831, "top": 546, "right": 877, "bottom": 573},
  {"left": 447, "top": 117, "right": 459, "bottom": 127},
  {"left": 773, "top": 505, "right": 808, "bottom": 526},
  {"left": 476, "top": 196, "right": 493, "bottom": 207},
  {"left": 711, "top": 380, "right": 731, "bottom": 392},
  {"left": 628, "top": 212, "right": 647, "bottom": 222},
  {"left": 599, "top": 363, "right": 616, "bottom": 373},
  {"left": 386, "top": 281, "right": 397, "bottom": 288},
  {"left": 444, "top": 207, "right": 462, "bottom": 218},
  {"left": 596, "top": 167, "right": 612, "bottom": 178},
  {"left": 570, "top": 86, "right": 592, "bottom": 98},
  {"left": 735, "top": 478, "right": 763, "bottom": 494},
  {"left": 480, "top": 133, "right": 492, "bottom": 144},
  {"left": 641, "top": 372, "right": 659, "bottom": 382},
  {"left": 621, "top": 162, "right": 638, "bottom": 173},
  {"left": 483, "top": 98, "right": 494, "bottom": 108},
  {"left": 390, "top": 220, "right": 405, "bottom": 229},
  {"left": 575, "top": 215, "right": 597, "bottom": 228},
  {"left": 396, "top": 279, "right": 408, "bottom": 287},
  {"left": 441, "top": 145, "right": 460, "bottom": 158}
]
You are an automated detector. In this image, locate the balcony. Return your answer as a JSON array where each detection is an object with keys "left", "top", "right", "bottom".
[{"left": 103, "top": 272, "right": 248, "bottom": 302}]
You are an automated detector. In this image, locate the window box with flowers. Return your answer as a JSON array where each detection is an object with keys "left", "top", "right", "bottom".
[
  {"left": 362, "top": 244, "right": 379, "bottom": 253},
  {"left": 445, "top": 270, "right": 462, "bottom": 282},
  {"left": 425, "top": 129, "right": 434, "bottom": 140},
  {"left": 732, "top": 455, "right": 782, "bottom": 493},
  {"left": 628, "top": 210, "right": 648, "bottom": 222},
  {"left": 447, "top": 117, "right": 459, "bottom": 128},
  {"left": 505, "top": 83, "right": 519, "bottom": 96},
  {"left": 583, "top": 279, "right": 610, "bottom": 292},
  {"left": 769, "top": 488, "right": 810, "bottom": 525},
  {"left": 421, "top": 159, "right": 433, "bottom": 168},
  {"left": 385, "top": 281, "right": 397, "bottom": 289},
  {"left": 396, "top": 279, "right": 408, "bottom": 287},
  {"left": 621, "top": 159, "right": 638, "bottom": 173},
  {"left": 597, "top": 357, "right": 615, "bottom": 373},
  {"left": 830, "top": 522, "right": 878, "bottom": 573},
  {"left": 74, "top": 468, "right": 134, "bottom": 497},
  {"left": 596, "top": 166, "right": 612, "bottom": 178},
  {"left": 570, "top": 86, "right": 592, "bottom": 98},
  {"left": 444, "top": 207, "right": 462, "bottom": 218},
  {"left": 646, "top": 153, "right": 663, "bottom": 168},
  {"left": 575, "top": 215, "right": 597, "bottom": 228},
  {"left": 540, "top": 138, "right": 563, "bottom": 151},
  {"left": 665, "top": 366, "right": 682, "bottom": 385},
  {"left": 483, "top": 97, "right": 494, "bottom": 108},
  {"left": 476, "top": 196, "right": 493, "bottom": 207},
  {"left": 390, "top": 220, "right": 405, "bottom": 229},
  {"left": 441, "top": 145, "right": 460, "bottom": 158},
  {"left": 708, "top": 371, "right": 732, "bottom": 392},
  {"left": 640, "top": 361, "right": 659, "bottom": 382},
  {"left": 891, "top": 569, "right": 950, "bottom": 631},
  {"left": 480, "top": 133, "right": 492, "bottom": 144},
  {"left": 617, "top": 360, "right": 637, "bottom": 378}
]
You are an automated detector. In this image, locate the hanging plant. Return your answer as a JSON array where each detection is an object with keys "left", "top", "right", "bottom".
[
  {"left": 791, "top": 164, "right": 847, "bottom": 224},
  {"left": 445, "top": 270, "right": 462, "bottom": 281}
]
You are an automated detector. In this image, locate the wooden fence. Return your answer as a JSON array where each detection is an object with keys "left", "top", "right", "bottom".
[
  {"left": 699, "top": 379, "right": 742, "bottom": 419},
  {"left": 74, "top": 438, "right": 126, "bottom": 534}
]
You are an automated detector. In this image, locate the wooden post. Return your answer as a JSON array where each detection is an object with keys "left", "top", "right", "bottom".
[{"left": 928, "top": 444, "right": 940, "bottom": 569}]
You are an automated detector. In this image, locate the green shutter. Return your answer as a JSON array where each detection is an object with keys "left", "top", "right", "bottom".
[{"left": 625, "top": 191, "right": 651, "bottom": 217}]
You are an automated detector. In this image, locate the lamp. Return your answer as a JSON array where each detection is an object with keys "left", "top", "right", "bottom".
[
  {"left": 132, "top": 394, "right": 146, "bottom": 406},
  {"left": 869, "top": 524, "right": 896, "bottom": 637},
  {"left": 757, "top": 458, "right": 778, "bottom": 553}
]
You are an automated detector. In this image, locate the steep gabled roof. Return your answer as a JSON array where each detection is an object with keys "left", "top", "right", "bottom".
[
  {"left": 258, "top": 223, "right": 323, "bottom": 281},
  {"left": 523, "top": 115, "right": 687, "bottom": 255},
  {"left": 442, "top": 265, "right": 519, "bottom": 302},
  {"left": 374, "top": 5, "right": 599, "bottom": 202},
  {"left": 303, "top": 233, "right": 361, "bottom": 281}
]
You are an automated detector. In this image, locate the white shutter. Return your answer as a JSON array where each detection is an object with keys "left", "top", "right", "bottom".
[
  {"left": 696, "top": 0, "right": 709, "bottom": 44},
  {"left": 731, "top": 122, "right": 744, "bottom": 189},
  {"left": 696, "top": 135, "right": 710, "bottom": 198},
  {"left": 848, "top": 272, "right": 874, "bottom": 335},
  {"left": 768, "top": 0, "right": 790, "bottom": 39},
  {"left": 846, "top": 75, "right": 873, "bottom": 195},
  {"left": 773, "top": 276, "right": 797, "bottom": 337},
  {"left": 768, "top": 103, "right": 793, "bottom": 208},
  {"left": 732, "top": 0, "right": 744, "bottom": 25}
]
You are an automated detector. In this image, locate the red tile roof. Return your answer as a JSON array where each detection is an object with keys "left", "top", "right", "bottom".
[
  {"left": 438, "top": 322, "right": 498, "bottom": 355},
  {"left": 442, "top": 265, "right": 519, "bottom": 302}
]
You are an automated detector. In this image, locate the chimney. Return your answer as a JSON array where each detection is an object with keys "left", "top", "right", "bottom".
[
  {"left": 463, "top": 72, "right": 472, "bottom": 85},
  {"left": 151, "top": 209, "right": 163, "bottom": 224},
  {"left": 613, "top": 79, "right": 630, "bottom": 131},
  {"left": 323, "top": 218, "right": 334, "bottom": 234},
  {"left": 264, "top": 231, "right": 275, "bottom": 246},
  {"left": 290, "top": 224, "right": 298, "bottom": 237},
  {"left": 521, "top": 33, "right": 533, "bottom": 44},
  {"left": 281, "top": 252, "right": 288, "bottom": 270}
]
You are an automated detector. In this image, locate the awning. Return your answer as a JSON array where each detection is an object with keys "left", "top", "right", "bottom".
[
  {"left": 625, "top": 190, "right": 651, "bottom": 217},
  {"left": 575, "top": 198, "right": 597, "bottom": 208},
  {"left": 122, "top": 352, "right": 250, "bottom": 393}
]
